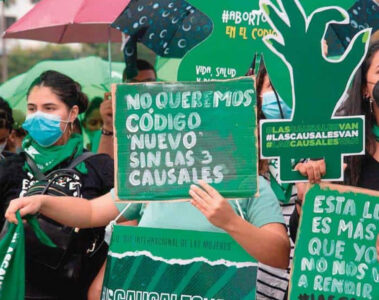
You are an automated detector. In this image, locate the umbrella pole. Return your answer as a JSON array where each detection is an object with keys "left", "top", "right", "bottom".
[
  {"left": 1, "top": 2, "right": 8, "bottom": 82},
  {"left": 108, "top": 26, "right": 112, "bottom": 82}
]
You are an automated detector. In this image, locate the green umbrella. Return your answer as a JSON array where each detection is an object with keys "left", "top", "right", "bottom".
[{"left": 0, "top": 56, "right": 125, "bottom": 111}]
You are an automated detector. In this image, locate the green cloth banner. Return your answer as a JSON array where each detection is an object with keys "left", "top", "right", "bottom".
[
  {"left": 113, "top": 77, "right": 257, "bottom": 201},
  {"left": 102, "top": 226, "right": 258, "bottom": 300},
  {"left": 0, "top": 213, "right": 56, "bottom": 300},
  {"left": 289, "top": 184, "right": 379, "bottom": 300}
]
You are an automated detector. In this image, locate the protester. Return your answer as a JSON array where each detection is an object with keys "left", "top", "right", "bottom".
[
  {"left": 5, "top": 71, "right": 291, "bottom": 298},
  {"left": 98, "top": 59, "right": 157, "bottom": 158},
  {"left": 122, "top": 58, "right": 157, "bottom": 83},
  {"left": 290, "top": 40, "right": 379, "bottom": 241},
  {"left": 84, "top": 58, "right": 158, "bottom": 299},
  {"left": 0, "top": 97, "right": 15, "bottom": 159},
  {"left": 5, "top": 109, "right": 27, "bottom": 154},
  {"left": 82, "top": 97, "right": 103, "bottom": 152},
  {"left": 0, "top": 70, "right": 114, "bottom": 300},
  {"left": 255, "top": 63, "right": 294, "bottom": 300}
]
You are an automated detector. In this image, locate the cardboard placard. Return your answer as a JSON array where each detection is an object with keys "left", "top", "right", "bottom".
[
  {"left": 113, "top": 77, "right": 257, "bottom": 201},
  {"left": 102, "top": 226, "right": 258, "bottom": 300},
  {"left": 289, "top": 184, "right": 379, "bottom": 300}
]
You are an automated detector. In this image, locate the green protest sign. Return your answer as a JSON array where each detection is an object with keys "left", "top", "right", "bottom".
[
  {"left": 113, "top": 77, "right": 257, "bottom": 201},
  {"left": 176, "top": 0, "right": 355, "bottom": 108},
  {"left": 102, "top": 226, "right": 258, "bottom": 300},
  {"left": 178, "top": 0, "right": 273, "bottom": 82},
  {"left": 263, "top": 0, "right": 356, "bottom": 110},
  {"left": 289, "top": 184, "right": 379, "bottom": 300},
  {"left": 259, "top": 0, "right": 370, "bottom": 182}
]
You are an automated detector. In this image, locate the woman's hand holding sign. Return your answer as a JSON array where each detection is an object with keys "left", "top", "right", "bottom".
[
  {"left": 295, "top": 159, "right": 326, "bottom": 185},
  {"left": 189, "top": 180, "right": 290, "bottom": 269},
  {"left": 189, "top": 180, "right": 238, "bottom": 230}
]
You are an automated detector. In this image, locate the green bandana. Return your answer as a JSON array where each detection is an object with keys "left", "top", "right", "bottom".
[
  {"left": 22, "top": 133, "right": 88, "bottom": 175},
  {"left": 269, "top": 175, "right": 294, "bottom": 204},
  {"left": 373, "top": 125, "right": 379, "bottom": 142}
]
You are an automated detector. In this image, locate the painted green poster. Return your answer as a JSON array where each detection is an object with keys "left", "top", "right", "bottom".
[
  {"left": 289, "top": 184, "right": 379, "bottom": 300},
  {"left": 113, "top": 77, "right": 257, "bottom": 201},
  {"left": 102, "top": 226, "right": 258, "bottom": 300},
  {"left": 258, "top": 0, "right": 370, "bottom": 182},
  {"left": 176, "top": 0, "right": 355, "bottom": 105},
  {"left": 178, "top": 0, "right": 273, "bottom": 82}
]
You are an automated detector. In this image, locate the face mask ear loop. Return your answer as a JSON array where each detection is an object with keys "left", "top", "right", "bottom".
[
  {"left": 62, "top": 110, "right": 73, "bottom": 135},
  {"left": 271, "top": 84, "right": 285, "bottom": 119}
]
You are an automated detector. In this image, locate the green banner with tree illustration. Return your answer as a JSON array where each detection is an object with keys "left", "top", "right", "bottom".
[
  {"left": 289, "top": 184, "right": 379, "bottom": 300},
  {"left": 113, "top": 77, "right": 257, "bottom": 201},
  {"left": 102, "top": 226, "right": 258, "bottom": 300}
]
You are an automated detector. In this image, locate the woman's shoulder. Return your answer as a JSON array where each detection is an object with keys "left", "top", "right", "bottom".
[
  {"left": 84, "top": 152, "right": 113, "bottom": 164},
  {"left": 239, "top": 176, "right": 284, "bottom": 227},
  {"left": 257, "top": 175, "right": 276, "bottom": 199},
  {"left": 84, "top": 153, "right": 114, "bottom": 172},
  {"left": 81, "top": 152, "right": 114, "bottom": 188}
]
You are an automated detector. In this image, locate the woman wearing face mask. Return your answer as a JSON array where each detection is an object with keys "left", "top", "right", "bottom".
[
  {"left": 0, "top": 70, "right": 114, "bottom": 299},
  {"left": 254, "top": 63, "right": 295, "bottom": 300},
  {"left": 4, "top": 75, "right": 291, "bottom": 300}
]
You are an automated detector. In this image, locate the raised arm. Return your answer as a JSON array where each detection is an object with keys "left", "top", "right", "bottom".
[
  {"left": 189, "top": 180, "right": 290, "bottom": 269},
  {"left": 5, "top": 192, "right": 120, "bottom": 228}
]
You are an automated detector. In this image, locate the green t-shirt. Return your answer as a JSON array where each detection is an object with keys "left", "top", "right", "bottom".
[{"left": 112, "top": 176, "right": 285, "bottom": 233}]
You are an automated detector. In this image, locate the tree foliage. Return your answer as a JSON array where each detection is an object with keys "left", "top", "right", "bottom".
[{"left": 1, "top": 42, "right": 155, "bottom": 82}]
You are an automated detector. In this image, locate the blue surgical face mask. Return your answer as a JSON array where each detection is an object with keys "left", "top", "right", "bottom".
[
  {"left": 262, "top": 91, "right": 292, "bottom": 120},
  {"left": 22, "top": 111, "right": 70, "bottom": 147}
]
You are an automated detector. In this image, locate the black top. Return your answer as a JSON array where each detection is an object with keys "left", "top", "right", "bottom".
[
  {"left": 0, "top": 152, "right": 114, "bottom": 300},
  {"left": 357, "top": 154, "right": 379, "bottom": 190},
  {"left": 0, "top": 152, "right": 114, "bottom": 226}
]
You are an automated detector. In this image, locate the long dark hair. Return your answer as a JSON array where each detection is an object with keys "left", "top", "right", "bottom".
[
  {"left": 342, "top": 40, "right": 379, "bottom": 186},
  {"left": 255, "top": 63, "right": 267, "bottom": 122},
  {"left": 254, "top": 59, "right": 271, "bottom": 175},
  {"left": 27, "top": 71, "right": 89, "bottom": 114},
  {"left": 0, "top": 97, "right": 13, "bottom": 133}
]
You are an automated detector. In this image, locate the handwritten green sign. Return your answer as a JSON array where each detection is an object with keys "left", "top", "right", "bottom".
[
  {"left": 289, "top": 184, "right": 379, "bottom": 300},
  {"left": 259, "top": 0, "right": 370, "bottom": 182},
  {"left": 113, "top": 77, "right": 257, "bottom": 201},
  {"left": 102, "top": 226, "right": 258, "bottom": 300}
]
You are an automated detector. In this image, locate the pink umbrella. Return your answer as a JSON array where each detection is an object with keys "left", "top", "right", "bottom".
[{"left": 3, "top": 0, "right": 129, "bottom": 43}]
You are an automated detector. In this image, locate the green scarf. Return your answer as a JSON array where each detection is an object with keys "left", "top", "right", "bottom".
[
  {"left": 373, "top": 125, "right": 379, "bottom": 142},
  {"left": 22, "top": 133, "right": 88, "bottom": 175}
]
